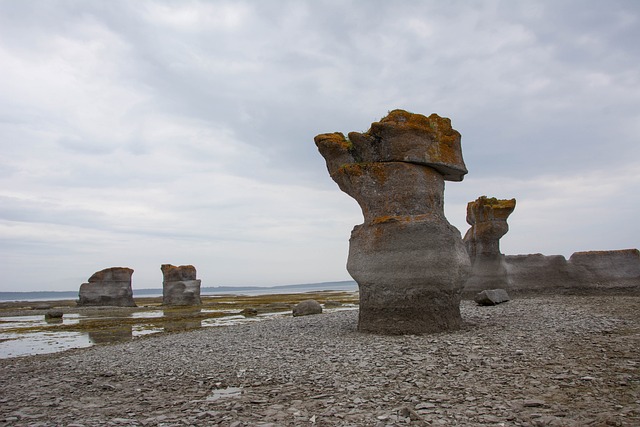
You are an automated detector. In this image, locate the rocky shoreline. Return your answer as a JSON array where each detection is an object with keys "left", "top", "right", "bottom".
[{"left": 1, "top": 293, "right": 639, "bottom": 426}]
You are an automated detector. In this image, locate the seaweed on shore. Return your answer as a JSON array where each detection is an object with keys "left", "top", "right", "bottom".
[{"left": 0, "top": 291, "right": 359, "bottom": 341}]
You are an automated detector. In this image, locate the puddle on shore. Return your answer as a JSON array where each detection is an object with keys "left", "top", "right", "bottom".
[
  {"left": 0, "top": 302, "right": 357, "bottom": 359},
  {"left": 0, "top": 331, "right": 93, "bottom": 358},
  {"left": 0, "top": 314, "right": 81, "bottom": 331},
  {"left": 207, "top": 387, "right": 243, "bottom": 401}
]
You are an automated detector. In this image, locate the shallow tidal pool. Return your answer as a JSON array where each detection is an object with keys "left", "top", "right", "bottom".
[{"left": 0, "top": 303, "right": 357, "bottom": 358}]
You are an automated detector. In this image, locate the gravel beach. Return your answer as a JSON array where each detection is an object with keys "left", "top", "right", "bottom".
[{"left": 0, "top": 293, "right": 638, "bottom": 426}]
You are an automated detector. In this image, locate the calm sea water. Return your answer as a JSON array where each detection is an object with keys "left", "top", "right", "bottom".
[{"left": 0, "top": 280, "right": 358, "bottom": 302}]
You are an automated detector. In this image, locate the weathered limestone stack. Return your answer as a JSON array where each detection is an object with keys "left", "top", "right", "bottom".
[
  {"left": 504, "top": 249, "right": 640, "bottom": 291},
  {"left": 78, "top": 267, "right": 136, "bottom": 307},
  {"left": 463, "top": 196, "right": 516, "bottom": 291},
  {"left": 315, "top": 109, "right": 470, "bottom": 334},
  {"left": 161, "top": 264, "right": 202, "bottom": 306},
  {"left": 568, "top": 250, "right": 640, "bottom": 287}
]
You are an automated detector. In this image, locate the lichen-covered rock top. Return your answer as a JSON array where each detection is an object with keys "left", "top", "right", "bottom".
[
  {"left": 80, "top": 267, "right": 136, "bottom": 307},
  {"left": 88, "top": 267, "right": 134, "bottom": 283},
  {"left": 314, "top": 109, "right": 468, "bottom": 181},
  {"left": 466, "top": 196, "right": 516, "bottom": 225},
  {"left": 570, "top": 249, "right": 640, "bottom": 259},
  {"left": 161, "top": 264, "right": 197, "bottom": 282}
]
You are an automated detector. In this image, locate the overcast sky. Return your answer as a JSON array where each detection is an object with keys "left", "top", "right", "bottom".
[{"left": 1, "top": 1, "right": 638, "bottom": 292}]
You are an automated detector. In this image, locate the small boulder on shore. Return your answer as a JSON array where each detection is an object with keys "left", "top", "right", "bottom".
[
  {"left": 44, "top": 310, "right": 63, "bottom": 319},
  {"left": 240, "top": 307, "right": 258, "bottom": 317},
  {"left": 292, "top": 300, "right": 322, "bottom": 317},
  {"left": 475, "top": 289, "right": 511, "bottom": 306},
  {"left": 44, "top": 310, "right": 64, "bottom": 323}
]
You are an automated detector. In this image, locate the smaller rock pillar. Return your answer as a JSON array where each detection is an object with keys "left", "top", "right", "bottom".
[
  {"left": 463, "top": 196, "right": 516, "bottom": 291},
  {"left": 78, "top": 267, "right": 136, "bottom": 307},
  {"left": 161, "top": 264, "right": 202, "bottom": 306}
]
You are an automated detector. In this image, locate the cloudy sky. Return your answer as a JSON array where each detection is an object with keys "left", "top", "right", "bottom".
[{"left": 1, "top": 1, "right": 638, "bottom": 292}]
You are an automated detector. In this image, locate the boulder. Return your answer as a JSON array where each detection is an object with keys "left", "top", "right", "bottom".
[
  {"left": 78, "top": 267, "right": 136, "bottom": 307},
  {"left": 463, "top": 196, "right": 516, "bottom": 291},
  {"left": 241, "top": 307, "right": 258, "bottom": 317},
  {"left": 474, "top": 289, "right": 511, "bottom": 306},
  {"left": 292, "top": 300, "right": 323, "bottom": 317},
  {"left": 161, "top": 264, "right": 202, "bottom": 306},
  {"left": 44, "top": 310, "right": 64, "bottom": 322},
  {"left": 315, "top": 110, "right": 470, "bottom": 334}
]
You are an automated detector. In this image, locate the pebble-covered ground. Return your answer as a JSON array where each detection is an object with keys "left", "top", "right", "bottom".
[{"left": 0, "top": 294, "right": 638, "bottom": 426}]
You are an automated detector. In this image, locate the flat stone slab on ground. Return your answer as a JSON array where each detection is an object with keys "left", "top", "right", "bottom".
[{"left": 474, "top": 288, "right": 511, "bottom": 305}]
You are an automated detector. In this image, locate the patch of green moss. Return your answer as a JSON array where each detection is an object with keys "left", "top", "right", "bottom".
[{"left": 477, "top": 195, "right": 516, "bottom": 209}]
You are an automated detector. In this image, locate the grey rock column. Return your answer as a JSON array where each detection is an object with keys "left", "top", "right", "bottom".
[
  {"left": 78, "top": 267, "right": 136, "bottom": 307},
  {"left": 161, "top": 264, "right": 202, "bottom": 306},
  {"left": 315, "top": 110, "right": 470, "bottom": 334},
  {"left": 463, "top": 196, "right": 516, "bottom": 291}
]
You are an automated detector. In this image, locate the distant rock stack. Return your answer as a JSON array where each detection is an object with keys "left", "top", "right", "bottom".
[
  {"left": 505, "top": 249, "right": 640, "bottom": 291},
  {"left": 463, "top": 196, "right": 516, "bottom": 291},
  {"left": 78, "top": 267, "right": 136, "bottom": 307},
  {"left": 161, "top": 264, "right": 202, "bottom": 306},
  {"left": 315, "top": 109, "right": 470, "bottom": 334}
]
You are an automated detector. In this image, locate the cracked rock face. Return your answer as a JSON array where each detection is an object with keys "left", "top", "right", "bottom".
[
  {"left": 315, "top": 110, "right": 470, "bottom": 334},
  {"left": 161, "top": 264, "right": 202, "bottom": 306},
  {"left": 78, "top": 267, "right": 136, "bottom": 307}
]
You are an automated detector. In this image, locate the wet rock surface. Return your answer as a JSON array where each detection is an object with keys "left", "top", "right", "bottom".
[{"left": 1, "top": 294, "right": 638, "bottom": 426}]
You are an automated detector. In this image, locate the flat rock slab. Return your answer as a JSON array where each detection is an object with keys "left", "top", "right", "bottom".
[{"left": 475, "top": 289, "right": 511, "bottom": 306}]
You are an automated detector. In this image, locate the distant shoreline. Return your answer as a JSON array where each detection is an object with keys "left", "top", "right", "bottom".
[{"left": 0, "top": 280, "right": 358, "bottom": 302}]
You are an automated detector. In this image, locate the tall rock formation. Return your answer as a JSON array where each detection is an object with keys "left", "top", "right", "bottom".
[
  {"left": 78, "top": 267, "right": 136, "bottom": 307},
  {"left": 463, "top": 196, "right": 516, "bottom": 291},
  {"left": 161, "top": 264, "right": 202, "bottom": 306},
  {"left": 315, "top": 109, "right": 470, "bottom": 334}
]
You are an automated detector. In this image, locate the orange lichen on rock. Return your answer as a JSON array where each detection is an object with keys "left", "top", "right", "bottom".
[
  {"left": 315, "top": 110, "right": 470, "bottom": 334},
  {"left": 337, "top": 162, "right": 388, "bottom": 184},
  {"left": 571, "top": 249, "right": 640, "bottom": 257},
  {"left": 314, "top": 132, "right": 356, "bottom": 176},
  {"left": 370, "top": 214, "right": 433, "bottom": 225},
  {"left": 343, "top": 109, "right": 467, "bottom": 181},
  {"left": 314, "top": 132, "right": 352, "bottom": 151},
  {"left": 466, "top": 196, "right": 516, "bottom": 224},
  {"left": 371, "top": 110, "right": 460, "bottom": 146}
]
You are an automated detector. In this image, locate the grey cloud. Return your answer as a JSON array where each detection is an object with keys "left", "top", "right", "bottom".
[{"left": 0, "top": 0, "right": 638, "bottom": 291}]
